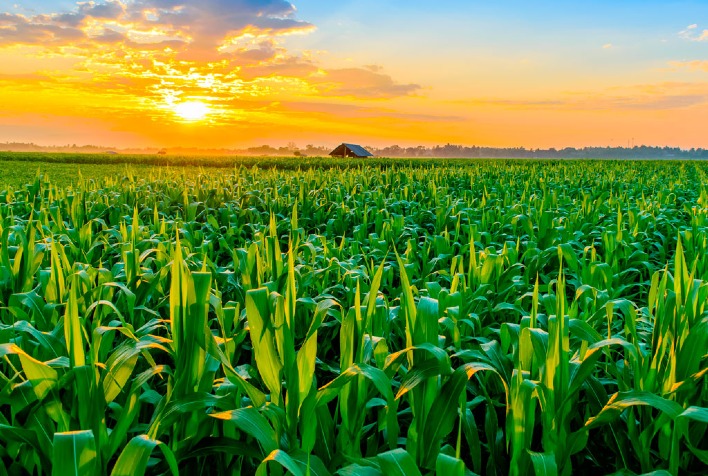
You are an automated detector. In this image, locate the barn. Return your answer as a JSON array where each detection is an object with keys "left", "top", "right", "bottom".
[{"left": 329, "top": 143, "right": 374, "bottom": 158}]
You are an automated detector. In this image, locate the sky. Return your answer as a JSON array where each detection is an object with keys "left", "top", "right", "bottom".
[{"left": 0, "top": 0, "right": 706, "bottom": 149}]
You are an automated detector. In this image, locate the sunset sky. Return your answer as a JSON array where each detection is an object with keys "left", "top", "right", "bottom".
[{"left": 0, "top": 0, "right": 707, "bottom": 149}]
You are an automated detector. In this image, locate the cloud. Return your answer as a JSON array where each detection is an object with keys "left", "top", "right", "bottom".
[
  {"left": 0, "top": 0, "right": 422, "bottom": 127},
  {"left": 0, "top": 1, "right": 314, "bottom": 58},
  {"left": 313, "top": 66, "right": 421, "bottom": 99},
  {"left": 463, "top": 99, "right": 565, "bottom": 108},
  {"left": 234, "top": 60, "right": 421, "bottom": 99},
  {"left": 668, "top": 60, "right": 708, "bottom": 72},
  {"left": 605, "top": 94, "right": 706, "bottom": 110},
  {"left": 586, "top": 85, "right": 708, "bottom": 110},
  {"left": 459, "top": 82, "right": 708, "bottom": 112},
  {"left": 679, "top": 23, "right": 708, "bottom": 42},
  {"left": 274, "top": 101, "right": 461, "bottom": 122},
  {"left": 602, "top": 43, "right": 613, "bottom": 49}
]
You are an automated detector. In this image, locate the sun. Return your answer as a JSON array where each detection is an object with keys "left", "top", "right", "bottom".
[{"left": 172, "top": 101, "right": 211, "bottom": 121}]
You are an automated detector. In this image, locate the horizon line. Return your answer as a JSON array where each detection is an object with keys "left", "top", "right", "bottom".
[{"left": 2, "top": 141, "right": 706, "bottom": 152}]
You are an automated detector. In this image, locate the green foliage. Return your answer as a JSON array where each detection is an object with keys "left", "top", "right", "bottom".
[{"left": 0, "top": 158, "right": 707, "bottom": 475}]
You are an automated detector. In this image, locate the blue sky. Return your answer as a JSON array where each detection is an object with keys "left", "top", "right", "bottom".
[{"left": 289, "top": 1, "right": 707, "bottom": 75}]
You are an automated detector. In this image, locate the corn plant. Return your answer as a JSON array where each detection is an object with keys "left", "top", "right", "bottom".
[{"left": 0, "top": 158, "right": 706, "bottom": 475}]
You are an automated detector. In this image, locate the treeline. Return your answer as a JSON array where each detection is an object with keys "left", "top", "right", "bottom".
[
  {"left": 2, "top": 141, "right": 708, "bottom": 159},
  {"left": 0, "top": 142, "right": 331, "bottom": 157},
  {"left": 370, "top": 144, "right": 708, "bottom": 159}
]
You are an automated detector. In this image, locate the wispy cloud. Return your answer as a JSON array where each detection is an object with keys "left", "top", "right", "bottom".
[
  {"left": 458, "top": 82, "right": 708, "bottom": 112},
  {"left": 679, "top": 23, "right": 708, "bottom": 42},
  {"left": 314, "top": 66, "right": 421, "bottom": 99},
  {"left": 668, "top": 60, "right": 708, "bottom": 72}
]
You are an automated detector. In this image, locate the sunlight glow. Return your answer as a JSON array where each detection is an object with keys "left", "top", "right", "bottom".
[{"left": 173, "top": 101, "right": 211, "bottom": 121}]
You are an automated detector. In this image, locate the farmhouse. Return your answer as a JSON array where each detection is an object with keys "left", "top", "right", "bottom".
[{"left": 329, "top": 143, "right": 373, "bottom": 158}]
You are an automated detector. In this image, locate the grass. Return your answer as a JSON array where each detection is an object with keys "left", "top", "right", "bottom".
[{"left": 0, "top": 156, "right": 706, "bottom": 475}]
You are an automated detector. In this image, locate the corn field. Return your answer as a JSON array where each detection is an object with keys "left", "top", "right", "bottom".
[{"left": 0, "top": 159, "right": 706, "bottom": 475}]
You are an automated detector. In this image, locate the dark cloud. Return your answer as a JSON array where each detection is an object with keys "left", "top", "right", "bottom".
[
  {"left": 0, "top": 0, "right": 313, "bottom": 58},
  {"left": 129, "top": 0, "right": 314, "bottom": 59},
  {"left": 0, "top": 17, "right": 87, "bottom": 44}
]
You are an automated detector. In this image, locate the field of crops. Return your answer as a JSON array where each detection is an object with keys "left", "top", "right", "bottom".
[
  {"left": 0, "top": 153, "right": 508, "bottom": 189},
  {"left": 0, "top": 158, "right": 706, "bottom": 475},
  {"left": 0, "top": 152, "right": 468, "bottom": 175}
]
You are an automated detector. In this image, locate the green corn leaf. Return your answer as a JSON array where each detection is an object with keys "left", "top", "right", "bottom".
[
  {"left": 110, "top": 435, "right": 178, "bottom": 476},
  {"left": 316, "top": 363, "right": 393, "bottom": 406},
  {"left": 0, "top": 424, "right": 52, "bottom": 470},
  {"left": 585, "top": 391, "right": 684, "bottom": 429},
  {"left": 435, "top": 453, "right": 466, "bottom": 476},
  {"left": 174, "top": 436, "right": 262, "bottom": 462},
  {"left": 376, "top": 449, "right": 422, "bottom": 476},
  {"left": 528, "top": 451, "right": 558, "bottom": 476},
  {"left": 52, "top": 431, "right": 97, "bottom": 476},
  {"left": 0, "top": 343, "right": 58, "bottom": 400},
  {"left": 64, "top": 285, "right": 86, "bottom": 368},
  {"left": 102, "top": 347, "right": 138, "bottom": 404},
  {"left": 297, "top": 331, "right": 318, "bottom": 411},
  {"left": 256, "top": 449, "right": 304, "bottom": 476},
  {"left": 106, "top": 365, "right": 170, "bottom": 461},
  {"left": 385, "top": 343, "right": 452, "bottom": 376},
  {"left": 396, "top": 358, "right": 447, "bottom": 400},
  {"left": 246, "top": 287, "right": 283, "bottom": 403},
  {"left": 395, "top": 252, "right": 417, "bottom": 353},
  {"left": 420, "top": 362, "right": 507, "bottom": 468},
  {"left": 210, "top": 407, "right": 279, "bottom": 455},
  {"left": 677, "top": 406, "right": 708, "bottom": 424},
  {"left": 287, "top": 451, "right": 333, "bottom": 476},
  {"left": 416, "top": 296, "right": 439, "bottom": 346},
  {"left": 337, "top": 464, "right": 383, "bottom": 476},
  {"left": 365, "top": 259, "right": 386, "bottom": 323}
]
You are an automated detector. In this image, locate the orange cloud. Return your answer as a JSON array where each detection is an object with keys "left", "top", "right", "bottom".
[
  {"left": 0, "top": 1, "right": 313, "bottom": 53},
  {"left": 668, "top": 60, "right": 708, "bottom": 72},
  {"left": 0, "top": 0, "right": 430, "bottom": 148},
  {"left": 313, "top": 66, "right": 421, "bottom": 99}
]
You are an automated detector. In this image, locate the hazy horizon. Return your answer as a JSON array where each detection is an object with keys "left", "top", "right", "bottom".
[{"left": 1, "top": 1, "right": 707, "bottom": 149}]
